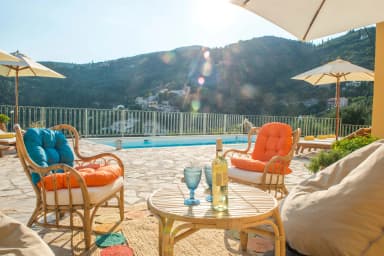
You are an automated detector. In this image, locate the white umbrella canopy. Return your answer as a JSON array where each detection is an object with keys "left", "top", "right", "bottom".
[
  {"left": 292, "top": 59, "right": 374, "bottom": 85},
  {"left": 0, "top": 49, "right": 19, "bottom": 62},
  {"left": 230, "top": 0, "right": 384, "bottom": 41},
  {"left": 0, "top": 51, "right": 65, "bottom": 78},
  {"left": 292, "top": 58, "right": 374, "bottom": 139},
  {"left": 230, "top": 0, "right": 384, "bottom": 138},
  {"left": 0, "top": 51, "right": 65, "bottom": 123}
]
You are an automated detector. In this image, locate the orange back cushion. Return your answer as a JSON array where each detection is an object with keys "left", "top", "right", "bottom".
[
  {"left": 251, "top": 122, "right": 293, "bottom": 161},
  {"left": 38, "top": 164, "right": 122, "bottom": 191}
]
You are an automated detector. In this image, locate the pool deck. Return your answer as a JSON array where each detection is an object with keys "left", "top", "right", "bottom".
[{"left": 0, "top": 140, "right": 313, "bottom": 254}]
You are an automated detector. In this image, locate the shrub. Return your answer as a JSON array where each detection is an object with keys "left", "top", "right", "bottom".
[
  {"left": 308, "top": 135, "right": 378, "bottom": 173},
  {"left": 0, "top": 114, "right": 10, "bottom": 124},
  {"left": 332, "top": 136, "right": 378, "bottom": 154}
]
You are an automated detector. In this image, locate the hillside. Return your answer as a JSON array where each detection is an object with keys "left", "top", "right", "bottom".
[{"left": 0, "top": 28, "right": 375, "bottom": 117}]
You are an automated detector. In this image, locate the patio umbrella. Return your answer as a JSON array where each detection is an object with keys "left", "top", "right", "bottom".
[
  {"left": 0, "top": 49, "right": 19, "bottom": 62},
  {"left": 0, "top": 51, "right": 65, "bottom": 123},
  {"left": 230, "top": 0, "right": 384, "bottom": 41},
  {"left": 292, "top": 58, "right": 374, "bottom": 139},
  {"left": 230, "top": 0, "right": 384, "bottom": 138}
]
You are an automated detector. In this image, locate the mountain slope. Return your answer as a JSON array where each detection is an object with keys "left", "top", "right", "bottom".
[{"left": 0, "top": 28, "right": 375, "bottom": 115}]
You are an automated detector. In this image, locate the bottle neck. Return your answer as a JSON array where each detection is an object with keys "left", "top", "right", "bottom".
[{"left": 216, "top": 149, "right": 223, "bottom": 158}]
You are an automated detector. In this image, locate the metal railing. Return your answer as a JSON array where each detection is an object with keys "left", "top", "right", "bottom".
[{"left": 0, "top": 105, "right": 368, "bottom": 137}]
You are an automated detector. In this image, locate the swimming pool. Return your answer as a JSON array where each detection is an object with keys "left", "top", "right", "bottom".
[{"left": 88, "top": 134, "right": 252, "bottom": 149}]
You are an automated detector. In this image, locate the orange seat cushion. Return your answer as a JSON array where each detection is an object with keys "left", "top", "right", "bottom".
[
  {"left": 251, "top": 122, "right": 293, "bottom": 162},
  {"left": 231, "top": 157, "right": 292, "bottom": 174},
  {"left": 38, "top": 164, "right": 122, "bottom": 191}
]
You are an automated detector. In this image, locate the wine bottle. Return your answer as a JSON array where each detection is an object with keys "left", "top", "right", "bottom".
[{"left": 211, "top": 138, "right": 228, "bottom": 211}]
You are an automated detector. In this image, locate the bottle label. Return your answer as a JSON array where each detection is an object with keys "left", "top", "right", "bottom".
[
  {"left": 216, "top": 172, "right": 228, "bottom": 186},
  {"left": 212, "top": 162, "right": 228, "bottom": 186}
]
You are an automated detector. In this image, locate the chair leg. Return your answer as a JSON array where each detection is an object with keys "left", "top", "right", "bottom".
[
  {"left": 119, "top": 188, "right": 124, "bottom": 221},
  {"left": 282, "top": 185, "right": 289, "bottom": 195},
  {"left": 83, "top": 208, "right": 92, "bottom": 249},
  {"left": 27, "top": 201, "right": 42, "bottom": 227}
]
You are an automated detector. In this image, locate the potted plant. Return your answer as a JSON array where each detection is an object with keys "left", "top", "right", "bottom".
[{"left": 0, "top": 114, "right": 10, "bottom": 132}]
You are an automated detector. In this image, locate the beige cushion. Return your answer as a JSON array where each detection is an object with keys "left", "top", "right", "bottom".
[
  {"left": 280, "top": 139, "right": 384, "bottom": 256},
  {"left": 0, "top": 212, "right": 54, "bottom": 256},
  {"left": 228, "top": 167, "right": 284, "bottom": 184},
  {"left": 46, "top": 176, "right": 123, "bottom": 205}
]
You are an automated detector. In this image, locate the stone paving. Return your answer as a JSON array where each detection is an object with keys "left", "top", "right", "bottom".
[
  {"left": 0, "top": 140, "right": 314, "bottom": 254},
  {"left": 0, "top": 140, "right": 314, "bottom": 223}
]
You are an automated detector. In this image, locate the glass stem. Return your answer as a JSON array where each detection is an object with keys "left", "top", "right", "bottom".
[{"left": 190, "top": 189, "right": 195, "bottom": 200}]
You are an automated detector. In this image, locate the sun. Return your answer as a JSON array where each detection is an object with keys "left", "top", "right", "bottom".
[{"left": 194, "top": 0, "right": 234, "bottom": 31}]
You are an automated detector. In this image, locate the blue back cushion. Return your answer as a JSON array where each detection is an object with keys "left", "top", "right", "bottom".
[{"left": 24, "top": 128, "right": 75, "bottom": 184}]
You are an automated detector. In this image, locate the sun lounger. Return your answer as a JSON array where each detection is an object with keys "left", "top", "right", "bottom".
[
  {"left": 295, "top": 138, "right": 334, "bottom": 154},
  {"left": 0, "top": 131, "right": 16, "bottom": 157},
  {"left": 295, "top": 127, "right": 372, "bottom": 154}
]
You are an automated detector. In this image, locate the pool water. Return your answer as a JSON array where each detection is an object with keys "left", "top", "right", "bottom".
[{"left": 89, "top": 134, "right": 253, "bottom": 149}]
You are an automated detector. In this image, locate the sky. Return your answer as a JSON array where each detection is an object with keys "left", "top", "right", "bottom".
[{"left": 1, "top": 0, "right": 302, "bottom": 64}]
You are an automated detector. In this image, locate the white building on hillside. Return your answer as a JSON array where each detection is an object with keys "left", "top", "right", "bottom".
[{"left": 327, "top": 97, "right": 348, "bottom": 109}]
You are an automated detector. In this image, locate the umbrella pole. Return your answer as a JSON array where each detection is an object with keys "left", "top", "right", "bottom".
[
  {"left": 14, "top": 71, "right": 19, "bottom": 124},
  {"left": 335, "top": 77, "right": 340, "bottom": 140}
]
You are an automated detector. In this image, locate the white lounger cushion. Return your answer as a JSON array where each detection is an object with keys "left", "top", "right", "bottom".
[
  {"left": 228, "top": 167, "right": 284, "bottom": 184},
  {"left": 45, "top": 176, "right": 124, "bottom": 205}
]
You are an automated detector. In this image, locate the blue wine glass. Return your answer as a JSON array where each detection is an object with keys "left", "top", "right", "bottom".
[
  {"left": 184, "top": 167, "right": 202, "bottom": 206},
  {"left": 204, "top": 165, "right": 213, "bottom": 202}
]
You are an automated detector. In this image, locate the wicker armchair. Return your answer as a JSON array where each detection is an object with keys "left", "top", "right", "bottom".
[
  {"left": 224, "top": 122, "right": 300, "bottom": 198},
  {"left": 14, "top": 124, "right": 124, "bottom": 250}
]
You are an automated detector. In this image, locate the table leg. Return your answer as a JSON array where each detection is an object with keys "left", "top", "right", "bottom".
[
  {"left": 239, "top": 231, "right": 248, "bottom": 251},
  {"left": 160, "top": 217, "right": 175, "bottom": 256},
  {"left": 273, "top": 208, "right": 286, "bottom": 256},
  {"left": 158, "top": 216, "right": 164, "bottom": 255}
]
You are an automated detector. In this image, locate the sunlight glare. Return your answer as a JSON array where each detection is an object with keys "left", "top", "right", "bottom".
[
  {"left": 194, "top": 0, "right": 234, "bottom": 30},
  {"left": 198, "top": 76, "right": 205, "bottom": 85}
]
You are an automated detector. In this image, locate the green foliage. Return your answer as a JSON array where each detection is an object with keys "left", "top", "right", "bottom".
[
  {"left": 308, "top": 135, "right": 378, "bottom": 173},
  {"left": 0, "top": 114, "right": 10, "bottom": 123},
  {"left": 307, "top": 150, "right": 344, "bottom": 173},
  {"left": 321, "top": 95, "right": 373, "bottom": 125},
  {"left": 332, "top": 136, "right": 378, "bottom": 154},
  {"left": 341, "top": 96, "right": 372, "bottom": 125}
]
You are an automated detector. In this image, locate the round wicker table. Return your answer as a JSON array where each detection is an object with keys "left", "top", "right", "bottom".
[{"left": 147, "top": 183, "right": 285, "bottom": 256}]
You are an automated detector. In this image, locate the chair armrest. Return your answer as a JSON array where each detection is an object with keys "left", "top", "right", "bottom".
[
  {"left": 223, "top": 149, "right": 251, "bottom": 158},
  {"left": 77, "top": 152, "right": 124, "bottom": 177},
  {"left": 37, "top": 163, "right": 96, "bottom": 208},
  {"left": 223, "top": 127, "right": 259, "bottom": 158},
  {"left": 38, "top": 163, "right": 88, "bottom": 188},
  {"left": 263, "top": 154, "right": 291, "bottom": 174},
  {"left": 50, "top": 124, "right": 125, "bottom": 177}
]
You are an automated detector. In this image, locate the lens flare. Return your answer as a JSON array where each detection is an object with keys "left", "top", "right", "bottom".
[
  {"left": 203, "top": 50, "right": 210, "bottom": 60},
  {"left": 191, "top": 100, "right": 201, "bottom": 112},
  {"left": 198, "top": 76, "right": 205, "bottom": 85},
  {"left": 240, "top": 84, "right": 257, "bottom": 99},
  {"left": 160, "top": 52, "right": 176, "bottom": 64},
  {"left": 215, "top": 93, "right": 223, "bottom": 108},
  {"left": 201, "top": 62, "right": 212, "bottom": 77}
]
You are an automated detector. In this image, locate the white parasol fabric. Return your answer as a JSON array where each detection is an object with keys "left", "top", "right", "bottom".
[
  {"left": 0, "top": 49, "right": 19, "bottom": 62},
  {"left": 0, "top": 51, "right": 65, "bottom": 123},
  {"left": 230, "top": 0, "right": 384, "bottom": 41}
]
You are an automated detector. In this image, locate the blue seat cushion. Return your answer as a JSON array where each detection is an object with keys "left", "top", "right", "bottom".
[{"left": 24, "top": 128, "right": 75, "bottom": 184}]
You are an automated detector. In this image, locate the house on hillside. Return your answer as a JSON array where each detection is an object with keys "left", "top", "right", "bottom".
[{"left": 327, "top": 97, "right": 348, "bottom": 109}]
